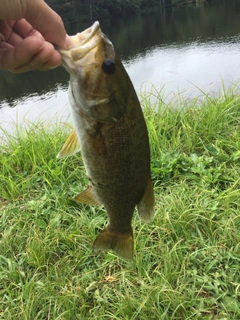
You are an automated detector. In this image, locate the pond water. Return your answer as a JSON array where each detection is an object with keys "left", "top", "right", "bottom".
[{"left": 1, "top": 0, "right": 240, "bottom": 132}]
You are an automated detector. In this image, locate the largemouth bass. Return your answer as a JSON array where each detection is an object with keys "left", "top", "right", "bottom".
[{"left": 57, "top": 21, "right": 154, "bottom": 260}]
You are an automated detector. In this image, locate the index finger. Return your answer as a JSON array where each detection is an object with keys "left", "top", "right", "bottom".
[{"left": 13, "top": 19, "right": 44, "bottom": 40}]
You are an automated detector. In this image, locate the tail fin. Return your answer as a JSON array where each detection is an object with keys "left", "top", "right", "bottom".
[
  {"left": 137, "top": 177, "right": 155, "bottom": 223},
  {"left": 93, "top": 228, "right": 133, "bottom": 260}
]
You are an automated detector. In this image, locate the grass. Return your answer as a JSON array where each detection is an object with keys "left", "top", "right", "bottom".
[{"left": 1, "top": 88, "right": 240, "bottom": 319}]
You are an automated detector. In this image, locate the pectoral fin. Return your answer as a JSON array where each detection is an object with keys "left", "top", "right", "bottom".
[
  {"left": 73, "top": 186, "right": 100, "bottom": 206},
  {"left": 137, "top": 177, "right": 155, "bottom": 223},
  {"left": 57, "top": 130, "right": 80, "bottom": 158}
]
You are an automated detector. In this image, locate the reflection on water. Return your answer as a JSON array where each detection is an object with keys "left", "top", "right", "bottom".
[
  {"left": 1, "top": 0, "right": 240, "bottom": 131},
  {"left": 0, "top": 67, "right": 68, "bottom": 108},
  {"left": 129, "top": 36, "right": 240, "bottom": 99},
  {"left": 0, "top": 92, "right": 70, "bottom": 141}
]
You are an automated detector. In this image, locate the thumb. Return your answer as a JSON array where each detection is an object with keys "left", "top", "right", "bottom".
[{"left": 25, "top": 0, "right": 69, "bottom": 48}]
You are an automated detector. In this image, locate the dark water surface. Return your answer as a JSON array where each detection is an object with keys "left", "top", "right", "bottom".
[{"left": 1, "top": 0, "right": 240, "bottom": 130}]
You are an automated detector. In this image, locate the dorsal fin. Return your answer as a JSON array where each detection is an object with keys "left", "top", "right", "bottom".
[
  {"left": 73, "top": 186, "right": 100, "bottom": 206},
  {"left": 57, "top": 130, "right": 80, "bottom": 158}
]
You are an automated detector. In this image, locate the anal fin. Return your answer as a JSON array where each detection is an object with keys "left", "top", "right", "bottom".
[
  {"left": 137, "top": 177, "right": 155, "bottom": 223},
  {"left": 73, "top": 186, "right": 100, "bottom": 206},
  {"left": 93, "top": 228, "right": 133, "bottom": 260},
  {"left": 57, "top": 130, "right": 80, "bottom": 158}
]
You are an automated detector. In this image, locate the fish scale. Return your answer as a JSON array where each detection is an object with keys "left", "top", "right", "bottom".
[{"left": 57, "top": 21, "right": 155, "bottom": 260}]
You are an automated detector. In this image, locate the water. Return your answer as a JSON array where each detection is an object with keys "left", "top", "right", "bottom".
[{"left": 1, "top": 0, "right": 240, "bottom": 131}]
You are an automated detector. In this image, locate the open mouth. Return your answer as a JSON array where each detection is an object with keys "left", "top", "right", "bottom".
[
  {"left": 61, "top": 21, "right": 101, "bottom": 62},
  {"left": 78, "top": 21, "right": 100, "bottom": 46}
]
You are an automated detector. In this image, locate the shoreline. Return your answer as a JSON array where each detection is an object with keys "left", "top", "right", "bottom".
[{"left": 1, "top": 90, "right": 240, "bottom": 318}]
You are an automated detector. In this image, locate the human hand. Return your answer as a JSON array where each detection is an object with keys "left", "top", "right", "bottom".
[{"left": 0, "top": 0, "right": 71, "bottom": 73}]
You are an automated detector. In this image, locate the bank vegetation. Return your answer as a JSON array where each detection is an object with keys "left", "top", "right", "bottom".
[
  {"left": 45, "top": 0, "right": 210, "bottom": 23},
  {"left": 1, "top": 87, "right": 240, "bottom": 318}
]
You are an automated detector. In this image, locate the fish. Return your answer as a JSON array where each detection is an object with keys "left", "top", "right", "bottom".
[{"left": 57, "top": 21, "right": 155, "bottom": 260}]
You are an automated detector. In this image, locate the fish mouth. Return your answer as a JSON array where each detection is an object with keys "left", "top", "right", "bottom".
[
  {"left": 79, "top": 21, "right": 100, "bottom": 46},
  {"left": 60, "top": 21, "right": 101, "bottom": 62}
]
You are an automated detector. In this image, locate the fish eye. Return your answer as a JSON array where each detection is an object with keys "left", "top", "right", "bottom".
[{"left": 102, "top": 59, "right": 115, "bottom": 75}]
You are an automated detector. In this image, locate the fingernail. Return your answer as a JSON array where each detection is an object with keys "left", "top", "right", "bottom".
[
  {"left": 63, "top": 35, "right": 73, "bottom": 49},
  {"left": 49, "top": 63, "right": 61, "bottom": 69}
]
